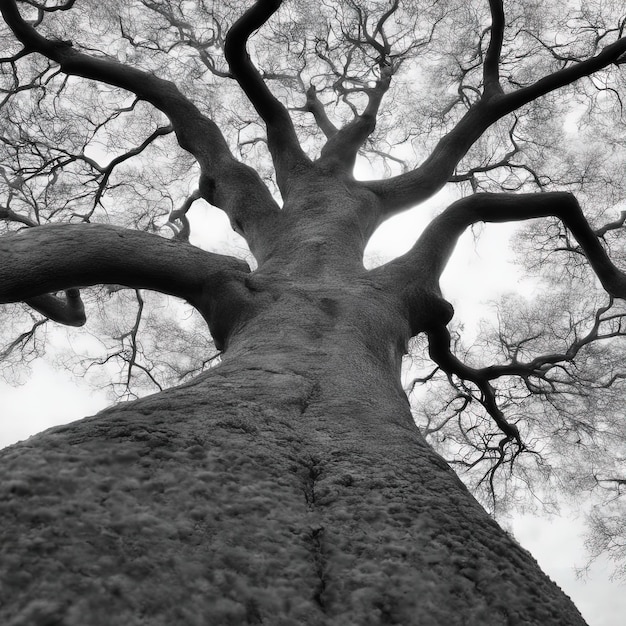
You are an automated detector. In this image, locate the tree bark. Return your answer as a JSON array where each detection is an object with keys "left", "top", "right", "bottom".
[{"left": 0, "top": 269, "right": 586, "bottom": 626}]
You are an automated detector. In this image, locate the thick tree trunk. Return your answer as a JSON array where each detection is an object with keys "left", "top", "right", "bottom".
[{"left": 0, "top": 274, "right": 585, "bottom": 626}]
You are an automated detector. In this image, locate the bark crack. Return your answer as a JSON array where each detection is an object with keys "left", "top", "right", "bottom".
[
  {"left": 308, "top": 525, "right": 327, "bottom": 612},
  {"left": 302, "top": 456, "right": 322, "bottom": 509},
  {"left": 297, "top": 454, "right": 329, "bottom": 613},
  {"left": 299, "top": 381, "right": 321, "bottom": 416}
]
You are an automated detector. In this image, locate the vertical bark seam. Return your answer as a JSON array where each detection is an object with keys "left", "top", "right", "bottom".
[
  {"left": 303, "top": 456, "right": 322, "bottom": 509},
  {"left": 309, "top": 525, "right": 327, "bottom": 612}
]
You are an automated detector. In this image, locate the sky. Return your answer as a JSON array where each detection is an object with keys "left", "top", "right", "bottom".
[{"left": 2, "top": 201, "right": 626, "bottom": 625}]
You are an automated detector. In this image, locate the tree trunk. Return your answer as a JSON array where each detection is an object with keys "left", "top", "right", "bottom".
[{"left": 0, "top": 272, "right": 586, "bottom": 626}]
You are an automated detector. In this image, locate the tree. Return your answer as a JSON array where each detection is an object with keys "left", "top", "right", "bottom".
[{"left": 1, "top": 0, "right": 625, "bottom": 623}]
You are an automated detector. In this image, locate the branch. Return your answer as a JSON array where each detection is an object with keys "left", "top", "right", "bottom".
[
  {"left": 166, "top": 189, "right": 201, "bottom": 242},
  {"left": 386, "top": 192, "right": 626, "bottom": 300},
  {"left": 224, "top": 0, "right": 310, "bottom": 192},
  {"left": 442, "top": 299, "right": 621, "bottom": 389},
  {"left": 0, "top": 1, "right": 189, "bottom": 120},
  {"left": 0, "top": 0, "right": 280, "bottom": 255},
  {"left": 500, "top": 35, "right": 626, "bottom": 114},
  {"left": 0, "top": 223, "right": 251, "bottom": 349},
  {"left": 427, "top": 325, "right": 523, "bottom": 446},
  {"left": 0, "top": 316, "right": 47, "bottom": 361},
  {"left": 361, "top": 101, "right": 497, "bottom": 215},
  {"left": 315, "top": 1, "right": 402, "bottom": 172},
  {"left": 317, "top": 66, "right": 392, "bottom": 173},
  {"left": 595, "top": 211, "right": 626, "bottom": 238},
  {"left": 25, "top": 288, "right": 86, "bottom": 327},
  {"left": 361, "top": 32, "right": 626, "bottom": 217},
  {"left": 302, "top": 85, "right": 338, "bottom": 139},
  {"left": 0, "top": 203, "right": 38, "bottom": 227},
  {"left": 93, "top": 125, "right": 174, "bottom": 208},
  {"left": 483, "top": 0, "right": 505, "bottom": 97}
]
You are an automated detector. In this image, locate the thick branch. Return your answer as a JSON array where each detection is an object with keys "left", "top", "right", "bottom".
[
  {"left": 499, "top": 35, "right": 626, "bottom": 114},
  {"left": 483, "top": 0, "right": 505, "bottom": 97},
  {"left": 361, "top": 102, "right": 495, "bottom": 215},
  {"left": 224, "top": 0, "right": 310, "bottom": 192},
  {"left": 315, "top": 0, "right": 401, "bottom": 172},
  {"left": 362, "top": 34, "right": 626, "bottom": 217},
  {"left": 0, "top": 0, "right": 280, "bottom": 254},
  {"left": 0, "top": 203, "right": 38, "bottom": 227},
  {"left": 0, "top": 224, "right": 251, "bottom": 348},
  {"left": 303, "top": 85, "right": 339, "bottom": 140},
  {"left": 388, "top": 192, "right": 626, "bottom": 299},
  {"left": 318, "top": 67, "right": 392, "bottom": 173},
  {"left": 0, "top": 1, "right": 200, "bottom": 131}
]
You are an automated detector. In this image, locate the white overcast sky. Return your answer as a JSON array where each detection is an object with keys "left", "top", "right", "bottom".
[{"left": 2, "top": 201, "right": 626, "bottom": 625}]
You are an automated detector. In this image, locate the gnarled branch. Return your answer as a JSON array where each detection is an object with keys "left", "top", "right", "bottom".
[
  {"left": 427, "top": 324, "right": 522, "bottom": 446},
  {"left": 0, "top": 0, "right": 280, "bottom": 257},
  {"left": 224, "top": 0, "right": 310, "bottom": 193},
  {"left": 316, "top": 0, "right": 401, "bottom": 173},
  {"left": 0, "top": 223, "right": 251, "bottom": 349},
  {"left": 361, "top": 31, "right": 626, "bottom": 219},
  {"left": 302, "top": 85, "right": 339, "bottom": 140},
  {"left": 430, "top": 194, "right": 626, "bottom": 298}
]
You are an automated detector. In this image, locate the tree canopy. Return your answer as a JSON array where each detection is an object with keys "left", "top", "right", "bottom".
[{"left": 2, "top": 0, "right": 626, "bottom": 579}]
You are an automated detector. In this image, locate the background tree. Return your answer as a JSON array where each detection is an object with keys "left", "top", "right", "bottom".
[{"left": 1, "top": 0, "right": 626, "bottom": 623}]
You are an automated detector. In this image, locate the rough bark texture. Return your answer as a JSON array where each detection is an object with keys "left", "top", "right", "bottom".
[
  {"left": 5, "top": 0, "right": 622, "bottom": 623},
  {"left": 0, "top": 265, "right": 586, "bottom": 625}
]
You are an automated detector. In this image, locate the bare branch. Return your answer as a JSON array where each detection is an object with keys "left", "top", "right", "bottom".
[
  {"left": 0, "top": 317, "right": 47, "bottom": 361},
  {"left": 501, "top": 35, "right": 626, "bottom": 114},
  {"left": 0, "top": 0, "right": 281, "bottom": 255},
  {"left": 302, "top": 85, "right": 338, "bottom": 139},
  {"left": 317, "top": 64, "right": 392, "bottom": 172},
  {"left": 121, "top": 289, "right": 147, "bottom": 393},
  {"left": 483, "top": 0, "right": 505, "bottom": 97},
  {"left": 166, "top": 189, "right": 201, "bottom": 242},
  {"left": 384, "top": 192, "right": 626, "bottom": 302},
  {"left": 316, "top": 0, "right": 419, "bottom": 173},
  {"left": 448, "top": 299, "right": 621, "bottom": 387},
  {"left": 25, "top": 288, "right": 86, "bottom": 327},
  {"left": 0, "top": 203, "right": 38, "bottom": 227},
  {"left": 0, "top": 223, "right": 251, "bottom": 349},
  {"left": 361, "top": 101, "right": 497, "bottom": 215},
  {"left": 361, "top": 32, "right": 626, "bottom": 218},
  {"left": 224, "top": 0, "right": 311, "bottom": 192},
  {"left": 93, "top": 125, "right": 174, "bottom": 208},
  {"left": 595, "top": 211, "right": 626, "bottom": 239},
  {"left": 427, "top": 325, "right": 523, "bottom": 446}
]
